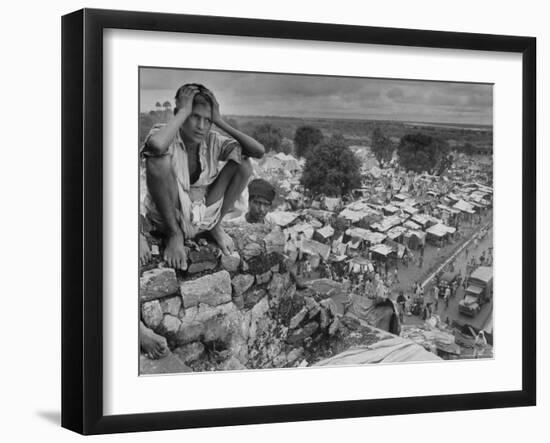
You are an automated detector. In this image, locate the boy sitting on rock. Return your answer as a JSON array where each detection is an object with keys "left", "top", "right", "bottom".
[{"left": 139, "top": 83, "right": 265, "bottom": 270}]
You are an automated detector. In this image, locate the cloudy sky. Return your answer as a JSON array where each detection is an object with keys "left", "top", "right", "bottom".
[{"left": 140, "top": 67, "right": 493, "bottom": 126}]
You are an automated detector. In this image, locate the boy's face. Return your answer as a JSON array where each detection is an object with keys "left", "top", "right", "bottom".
[
  {"left": 180, "top": 99, "right": 212, "bottom": 144},
  {"left": 248, "top": 197, "right": 272, "bottom": 223}
]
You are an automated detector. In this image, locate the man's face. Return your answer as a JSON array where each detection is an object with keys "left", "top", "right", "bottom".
[
  {"left": 180, "top": 100, "right": 212, "bottom": 145},
  {"left": 248, "top": 197, "right": 272, "bottom": 223}
]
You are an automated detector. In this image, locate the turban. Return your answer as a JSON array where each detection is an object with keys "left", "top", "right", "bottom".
[{"left": 248, "top": 179, "right": 276, "bottom": 203}]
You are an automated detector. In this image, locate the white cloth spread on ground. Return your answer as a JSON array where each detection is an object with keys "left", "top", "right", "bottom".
[
  {"left": 314, "top": 336, "right": 441, "bottom": 365},
  {"left": 140, "top": 124, "right": 246, "bottom": 237}
]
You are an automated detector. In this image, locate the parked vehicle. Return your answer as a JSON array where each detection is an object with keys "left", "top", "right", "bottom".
[{"left": 458, "top": 266, "right": 493, "bottom": 317}]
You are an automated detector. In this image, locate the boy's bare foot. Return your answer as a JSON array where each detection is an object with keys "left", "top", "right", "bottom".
[
  {"left": 140, "top": 233, "right": 152, "bottom": 266},
  {"left": 210, "top": 224, "right": 234, "bottom": 255},
  {"left": 163, "top": 232, "right": 188, "bottom": 270},
  {"left": 140, "top": 321, "right": 169, "bottom": 359}
]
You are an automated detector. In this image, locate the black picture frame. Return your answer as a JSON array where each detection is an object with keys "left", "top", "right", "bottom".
[{"left": 61, "top": 8, "right": 536, "bottom": 435}]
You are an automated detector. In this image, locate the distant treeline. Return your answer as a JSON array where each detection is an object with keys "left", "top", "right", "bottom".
[{"left": 139, "top": 110, "right": 493, "bottom": 153}]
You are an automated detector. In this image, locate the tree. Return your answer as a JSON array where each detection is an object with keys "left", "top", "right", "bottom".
[
  {"left": 459, "top": 142, "right": 476, "bottom": 155},
  {"left": 437, "top": 154, "right": 454, "bottom": 176},
  {"left": 280, "top": 137, "right": 294, "bottom": 155},
  {"left": 293, "top": 125, "right": 324, "bottom": 158},
  {"left": 155, "top": 101, "right": 162, "bottom": 109},
  {"left": 370, "top": 126, "right": 394, "bottom": 167},
  {"left": 397, "top": 133, "right": 451, "bottom": 174},
  {"left": 252, "top": 123, "right": 283, "bottom": 153},
  {"left": 300, "top": 134, "right": 362, "bottom": 197},
  {"left": 162, "top": 101, "right": 172, "bottom": 110}
]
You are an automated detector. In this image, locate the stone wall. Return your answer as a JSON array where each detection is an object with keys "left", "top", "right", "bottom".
[{"left": 140, "top": 224, "right": 356, "bottom": 374}]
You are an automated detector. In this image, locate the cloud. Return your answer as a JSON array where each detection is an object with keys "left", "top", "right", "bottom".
[{"left": 140, "top": 67, "right": 492, "bottom": 125}]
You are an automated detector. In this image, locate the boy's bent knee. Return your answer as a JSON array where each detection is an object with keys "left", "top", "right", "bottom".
[{"left": 239, "top": 157, "right": 253, "bottom": 178}]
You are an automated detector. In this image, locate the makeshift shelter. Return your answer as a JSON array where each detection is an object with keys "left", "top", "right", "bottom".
[
  {"left": 300, "top": 238, "right": 331, "bottom": 261},
  {"left": 403, "top": 230, "right": 426, "bottom": 250},
  {"left": 324, "top": 197, "right": 342, "bottom": 212},
  {"left": 394, "top": 193, "right": 409, "bottom": 202},
  {"left": 285, "top": 222, "right": 315, "bottom": 240},
  {"left": 304, "top": 208, "right": 334, "bottom": 223},
  {"left": 386, "top": 226, "right": 408, "bottom": 242},
  {"left": 411, "top": 213, "right": 432, "bottom": 229},
  {"left": 383, "top": 204, "right": 400, "bottom": 216},
  {"left": 384, "top": 238, "right": 407, "bottom": 259},
  {"left": 401, "top": 205, "right": 419, "bottom": 216},
  {"left": 314, "top": 225, "right": 335, "bottom": 243},
  {"left": 369, "top": 243, "right": 394, "bottom": 260},
  {"left": 265, "top": 211, "right": 300, "bottom": 228},
  {"left": 453, "top": 199, "right": 476, "bottom": 214},
  {"left": 426, "top": 223, "right": 454, "bottom": 244},
  {"left": 261, "top": 156, "right": 283, "bottom": 171},
  {"left": 371, "top": 215, "right": 402, "bottom": 233},
  {"left": 403, "top": 220, "right": 422, "bottom": 230},
  {"left": 347, "top": 256, "right": 375, "bottom": 274},
  {"left": 345, "top": 228, "right": 386, "bottom": 245}
]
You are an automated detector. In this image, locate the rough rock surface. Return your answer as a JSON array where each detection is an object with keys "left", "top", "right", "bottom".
[
  {"left": 139, "top": 353, "right": 191, "bottom": 375},
  {"left": 141, "top": 300, "right": 163, "bottom": 330},
  {"left": 140, "top": 268, "right": 179, "bottom": 302},
  {"left": 140, "top": 226, "right": 412, "bottom": 375},
  {"left": 180, "top": 271, "right": 232, "bottom": 308}
]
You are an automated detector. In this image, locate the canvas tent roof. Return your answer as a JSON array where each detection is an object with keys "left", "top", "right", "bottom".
[
  {"left": 324, "top": 197, "right": 342, "bottom": 212},
  {"left": 394, "top": 193, "right": 408, "bottom": 201},
  {"left": 370, "top": 243, "right": 394, "bottom": 257},
  {"left": 383, "top": 204, "right": 400, "bottom": 214},
  {"left": 405, "top": 230, "right": 427, "bottom": 241},
  {"left": 403, "top": 220, "right": 422, "bottom": 230},
  {"left": 316, "top": 225, "right": 335, "bottom": 239},
  {"left": 453, "top": 199, "right": 476, "bottom": 214},
  {"left": 265, "top": 211, "right": 299, "bottom": 227},
  {"left": 301, "top": 238, "right": 331, "bottom": 260},
  {"left": 426, "top": 223, "right": 450, "bottom": 238},
  {"left": 371, "top": 215, "right": 402, "bottom": 233},
  {"left": 339, "top": 208, "right": 367, "bottom": 223},
  {"left": 386, "top": 226, "right": 408, "bottom": 240}
]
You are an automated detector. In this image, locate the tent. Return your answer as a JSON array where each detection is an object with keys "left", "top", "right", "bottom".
[
  {"left": 371, "top": 215, "right": 402, "bottom": 233},
  {"left": 383, "top": 204, "right": 400, "bottom": 215},
  {"left": 347, "top": 256, "right": 375, "bottom": 274},
  {"left": 453, "top": 199, "right": 476, "bottom": 214},
  {"left": 370, "top": 243, "right": 394, "bottom": 259},
  {"left": 301, "top": 238, "right": 331, "bottom": 261},
  {"left": 403, "top": 230, "right": 426, "bottom": 249},
  {"left": 265, "top": 211, "right": 300, "bottom": 227},
  {"left": 403, "top": 220, "right": 422, "bottom": 230},
  {"left": 386, "top": 226, "right": 408, "bottom": 242},
  {"left": 314, "top": 225, "right": 335, "bottom": 242},
  {"left": 324, "top": 197, "right": 342, "bottom": 212}
]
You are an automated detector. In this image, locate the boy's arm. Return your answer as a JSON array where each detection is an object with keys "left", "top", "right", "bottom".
[
  {"left": 145, "top": 85, "right": 198, "bottom": 155},
  {"left": 205, "top": 90, "right": 265, "bottom": 159}
]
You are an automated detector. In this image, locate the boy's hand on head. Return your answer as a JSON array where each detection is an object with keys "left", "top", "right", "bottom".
[
  {"left": 203, "top": 89, "right": 222, "bottom": 124},
  {"left": 175, "top": 85, "right": 199, "bottom": 118}
]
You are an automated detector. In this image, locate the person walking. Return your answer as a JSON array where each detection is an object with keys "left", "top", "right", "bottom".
[
  {"left": 444, "top": 286, "right": 451, "bottom": 309},
  {"left": 394, "top": 267, "right": 400, "bottom": 284}
]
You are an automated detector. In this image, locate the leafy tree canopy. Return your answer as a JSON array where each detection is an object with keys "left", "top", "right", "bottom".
[
  {"left": 293, "top": 125, "right": 324, "bottom": 158},
  {"left": 397, "top": 133, "right": 451, "bottom": 174},
  {"left": 162, "top": 101, "right": 172, "bottom": 108},
  {"left": 155, "top": 101, "right": 162, "bottom": 108},
  {"left": 300, "top": 134, "right": 362, "bottom": 197},
  {"left": 370, "top": 126, "right": 394, "bottom": 167},
  {"left": 252, "top": 123, "right": 283, "bottom": 153}
]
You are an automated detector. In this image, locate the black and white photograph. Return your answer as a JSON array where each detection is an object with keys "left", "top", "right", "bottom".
[{"left": 138, "top": 67, "right": 494, "bottom": 375}]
